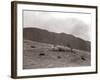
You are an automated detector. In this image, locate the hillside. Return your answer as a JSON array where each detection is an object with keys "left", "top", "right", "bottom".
[
  {"left": 23, "top": 27, "right": 91, "bottom": 51},
  {"left": 23, "top": 40, "right": 90, "bottom": 69}
]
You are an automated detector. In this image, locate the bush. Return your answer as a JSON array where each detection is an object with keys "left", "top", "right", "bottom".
[
  {"left": 30, "top": 45, "right": 36, "bottom": 48},
  {"left": 39, "top": 52, "right": 45, "bottom": 56}
]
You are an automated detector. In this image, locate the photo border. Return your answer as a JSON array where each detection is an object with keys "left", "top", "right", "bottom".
[{"left": 11, "top": 1, "right": 98, "bottom": 79}]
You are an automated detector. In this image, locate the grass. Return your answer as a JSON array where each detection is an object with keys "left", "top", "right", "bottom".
[{"left": 23, "top": 40, "right": 91, "bottom": 69}]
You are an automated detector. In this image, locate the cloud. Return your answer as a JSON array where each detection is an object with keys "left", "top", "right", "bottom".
[{"left": 23, "top": 11, "right": 91, "bottom": 41}]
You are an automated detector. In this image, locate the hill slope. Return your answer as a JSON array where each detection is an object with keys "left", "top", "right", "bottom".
[{"left": 23, "top": 27, "right": 91, "bottom": 51}]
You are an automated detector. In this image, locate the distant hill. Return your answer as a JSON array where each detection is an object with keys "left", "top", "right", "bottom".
[{"left": 23, "top": 27, "right": 91, "bottom": 52}]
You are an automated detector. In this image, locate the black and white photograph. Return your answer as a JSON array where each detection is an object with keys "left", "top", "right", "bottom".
[
  {"left": 11, "top": 1, "right": 97, "bottom": 78},
  {"left": 23, "top": 10, "right": 91, "bottom": 69}
]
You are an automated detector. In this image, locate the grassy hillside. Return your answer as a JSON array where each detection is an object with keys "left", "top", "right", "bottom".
[{"left": 23, "top": 40, "right": 91, "bottom": 69}]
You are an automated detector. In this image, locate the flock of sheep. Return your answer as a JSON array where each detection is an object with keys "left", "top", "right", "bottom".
[{"left": 49, "top": 44, "right": 74, "bottom": 53}]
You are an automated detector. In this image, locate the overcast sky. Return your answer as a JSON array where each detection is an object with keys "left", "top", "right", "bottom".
[{"left": 23, "top": 10, "right": 91, "bottom": 41}]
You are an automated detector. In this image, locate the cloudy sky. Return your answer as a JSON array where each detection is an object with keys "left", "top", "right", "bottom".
[{"left": 23, "top": 10, "right": 91, "bottom": 41}]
